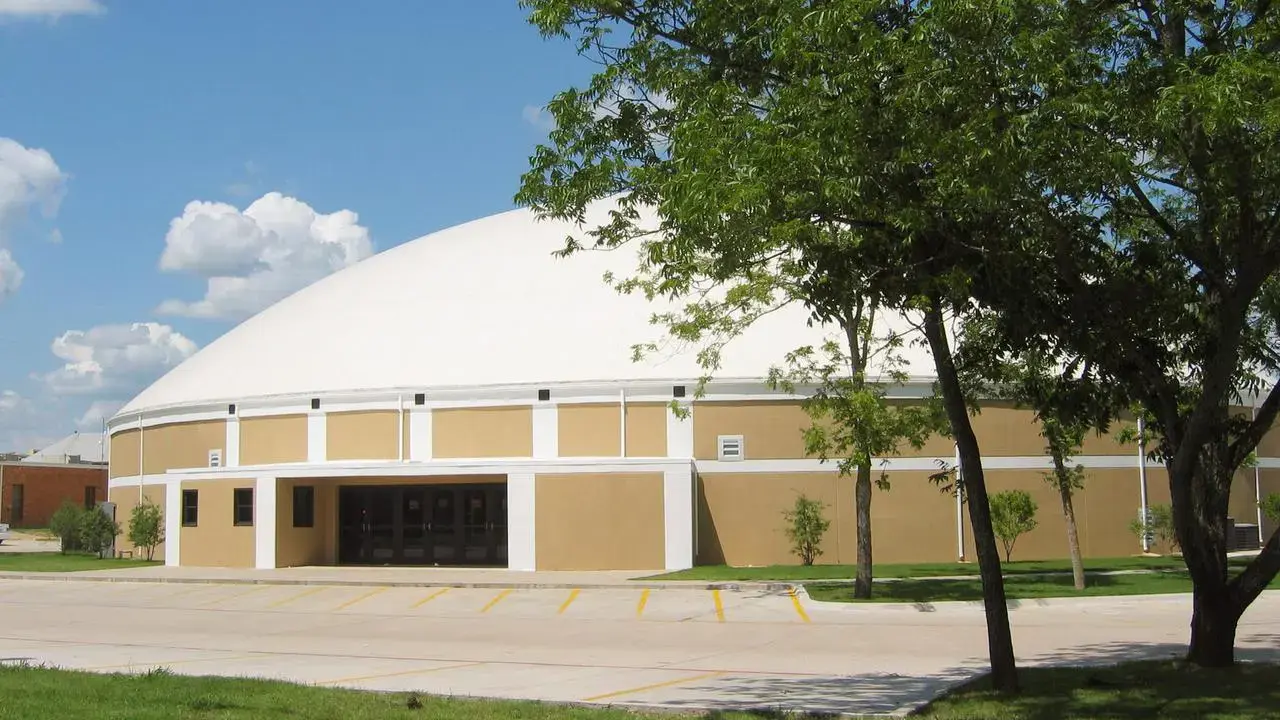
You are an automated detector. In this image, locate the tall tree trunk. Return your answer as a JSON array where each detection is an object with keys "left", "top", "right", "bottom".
[
  {"left": 1187, "top": 584, "right": 1239, "bottom": 667},
  {"left": 922, "top": 300, "right": 1019, "bottom": 693},
  {"left": 1050, "top": 454, "right": 1085, "bottom": 591},
  {"left": 1059, "top": 481, "right": 1085, "bottom": 591},
  {"left": 1171, "top": 458, "right": 1238, "bottom": 667},
  {"left": 854, "top": 460, "right": 873, "bottom": 599}
]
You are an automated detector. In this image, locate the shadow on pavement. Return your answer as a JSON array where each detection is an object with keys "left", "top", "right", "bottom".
[{"left": 613, "top": 666, "right": 983, "bottom": 716}]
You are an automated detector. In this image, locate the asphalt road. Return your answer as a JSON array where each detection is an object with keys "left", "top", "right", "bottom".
[{"left": 0, "top": 579, "right": 1277, "bottom": 715}]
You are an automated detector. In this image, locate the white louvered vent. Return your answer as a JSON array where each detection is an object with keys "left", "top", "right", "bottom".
[
  {"left": 208, "top": 449, "right": 223, "bottom": 468},
  {"left": 717, "top": 435, "right": 745, "bottom": 461}
]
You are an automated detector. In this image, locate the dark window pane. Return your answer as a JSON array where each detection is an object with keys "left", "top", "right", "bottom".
[
  {"left": 84, "top": 486, "right": 97, "bottom": 510},
  {"left": 234, "top": 488, "right": 254, "bottom": 526},
  {"left": 10, "top": 484, "right": 23, "bottom": 524},
  {"left": 293, "top": 486, "right": 314, "bottom": 528},
  {"left": 182, "top": 489, "right": 199, "bottom": 527}
]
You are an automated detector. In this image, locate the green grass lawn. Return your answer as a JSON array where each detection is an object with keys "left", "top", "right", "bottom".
[
  {"left": 805, "top": 569, "right": 1279, "bottom": 604},
  {"left": 916, "top": 660, "right": 1280, "bottom": 719},
  {"left": 0, "top": 552, "right": 156, "bottom": 573},
  {"left": 1, "top": 660, "right": 1276, "bottom": 720},
  {"left": 643, "top": 555, "right": 1254, "bottom": 582},
  {"left": 0, "top": 664, "right": 751, "bottom": 720}
]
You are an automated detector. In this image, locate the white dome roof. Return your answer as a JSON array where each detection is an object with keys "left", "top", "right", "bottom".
[{"left": 120, "top": 202, "right": 932, "bottom": 416}]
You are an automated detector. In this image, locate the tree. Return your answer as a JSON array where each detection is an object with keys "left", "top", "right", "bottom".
[
  {"left": 1263, "top": 495, "right": 1280, "bottom": 527},
  {"left": 1131, "top": 504, "right": 1180, "bottom": 555},
  {"left": 78, "top": 507, "right": 120, "bottom": 557},
  {"left": 128, "top": 500, "right": 164, "bottom": 562},
  {"left": 769, "top": 291, "right": 943, "bottom": 597},
  {"left": 517, "top": 0, "right": 1031, "bottom": 691},
  {"left": 782, "top": 493, "right": 830, "bottom": 566},
  {"left": 959, "top": 336, "right": 1105, "bottom": 592},
  {"left": 989, "top": 490, "right": 1039, "bottom": 563},
  {"left": 49, "top": 501, "right": 86, "bottom": 554}
]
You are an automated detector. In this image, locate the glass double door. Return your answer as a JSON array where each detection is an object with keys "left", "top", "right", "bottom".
[{"left": 338, "top": 484, "right": 507, "bottom": 566}]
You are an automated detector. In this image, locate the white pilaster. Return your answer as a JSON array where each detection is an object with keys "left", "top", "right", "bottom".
[
  {"left": 666, "top": 402, "right": 694, "bottom": 458},
  {"left": 409, "top": 407, "right": 433, "bottom": 461},
  {"left": 225, "top": 416, "right": 240, "bottom": 467},
  {"left": 164, "top": 481, "right": 181, "bottom": 567},
  {"left": 532, "top": 404, "right": 558, "bottom": 459},
  {"left": 307, "top": 412, "right": 326, "bottom": 463},
  {"left": 663, "top": 466, "right": 695, "bottom": 570},
  {"left": 254, "top": 476, "right": 277, "bottom": 569},
  {"left": 507, "top": 472, "right": 537, "bottom": 571}
]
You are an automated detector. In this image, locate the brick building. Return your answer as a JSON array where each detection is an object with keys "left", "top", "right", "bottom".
[{"left": 1, "top": 433, "right": 109, "bottom": 528}]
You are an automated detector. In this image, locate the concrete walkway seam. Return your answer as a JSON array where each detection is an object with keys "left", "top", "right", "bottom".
[{"left": 0, "top": 572, "right": 799, "bottom": 593}]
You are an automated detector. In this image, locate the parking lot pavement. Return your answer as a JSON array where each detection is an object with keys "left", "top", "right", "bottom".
[
  {"left": 0, "top": 536, "right": 60, "bottom": 554},
  {"left": 1, "top": 579, "right": 1277, "bottom": 716}
]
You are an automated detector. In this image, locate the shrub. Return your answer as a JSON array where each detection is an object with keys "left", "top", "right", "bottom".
[
  {"left": 1129, "top": 503, "right": 1179, "bottom": 553},
  {"left": 989, "top": 490, "right": 1039, "bottom": 562},
  {"left": 128, "top": 500, "right": 165, "bottom": 562},
  {"left": 1261, "top": 494, "right": 1280, "bottom": 526},
  {"left": 782, "top": 493, "right": 830, "bottom": 566},
  {"left": 48, "top": 501, "right": 86, "bottom": 554},
  {"left": 78, "top": 507, "right": 121, "bottom": 557}
]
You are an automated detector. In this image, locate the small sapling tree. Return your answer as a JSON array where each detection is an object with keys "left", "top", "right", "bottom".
[
  {"left": 990, "top": 490, "right": 1039, "bottom": 563},
  {"left": 782, "top": 494, "right": 830, "bottom": 566}
]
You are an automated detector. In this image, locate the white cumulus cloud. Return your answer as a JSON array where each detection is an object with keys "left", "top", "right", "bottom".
[
  {"left": 156, "top": 191, "right": 374, "bottom": 320},
  {"left": 522, "top": 104, "right": 556, "bottom": 132},
  {"left": 43, "top": 322, "right": 198, "bottom": 395},
  {"left": 75, "top": 398, "right": 124, "bottom": 429},
  {"left": 0, "top": 137, "right": 67, "bottom": 302},
  {"left": 0, "top": 249, "right": 23, "bottom": 299},
  {"left": 0, "top": 0, "right": 104, "bottom": 19}
]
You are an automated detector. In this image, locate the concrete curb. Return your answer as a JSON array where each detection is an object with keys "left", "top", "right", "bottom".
[{"left": 0, "top": 572, "right": 800, "bottom": 593}]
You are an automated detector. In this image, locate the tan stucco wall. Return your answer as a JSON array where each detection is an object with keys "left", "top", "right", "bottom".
[
  {"left": 178, "top": 480, "right": 256, "bottom": 568},
  {"left": 433, "top": 407, "right": 532, "bottom": 458},
  {"left": 276, "top": 479, "right": 336, "bottom": 567},
  {"left": 693, "top": 402, "right": 813, "bottom": 460},
  {"left": 698, "top": 472, "right": 845, "bottom": 566},
  {"left": 109, "top": 429, "right": 140, "bottom": 478},
  {"left": 696, "top": 465, "right": 1178, "bottom": 567},
  {"left": 958, "top": 468, "right": 1172, "bottom": 562},
  {"left": 327, "top": 410, "right": 399, "bottom": 461},
  {"left": 625, "top": 403, "right": 667, "bottom": 457},
  {"left": 240, "top": 415, "right": 307, "bottom": 465},
  {"left": 558, "top": 403, "right": 620, "bottom": 457},
  {"left": 108, "top": 484, "right": 167, "bottom": 561},
  {"left": 535, "top": 473, "right": 664, "bottom": 570},
  {"left": 141, "top": 420, "right": 225, "bottom": 475}
]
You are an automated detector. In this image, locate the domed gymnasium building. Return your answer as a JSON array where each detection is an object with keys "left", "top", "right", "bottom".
[{"left": 106, "top": 204, "right": 1280, "bottom": 571}]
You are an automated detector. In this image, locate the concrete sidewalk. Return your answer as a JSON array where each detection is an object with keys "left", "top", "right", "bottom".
[{"left": 0, "top": 564, "right": 797, "bottom": 591}]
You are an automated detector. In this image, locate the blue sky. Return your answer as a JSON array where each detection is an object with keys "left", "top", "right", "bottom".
[{"left": 0, "top": 0, "right": 586, "bottom": 451}]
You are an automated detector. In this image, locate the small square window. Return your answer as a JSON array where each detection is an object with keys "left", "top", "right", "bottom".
[
  {"left": 293, "top": 485, "right": 315, "bottom": 528},
  {"left": 182, "top": 489, "right": 199, "bottom": 527},
  {"left": 233, "top": 488, "right": 254, "bottom": 526}
]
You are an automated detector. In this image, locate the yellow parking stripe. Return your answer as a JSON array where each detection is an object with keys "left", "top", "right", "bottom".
[
  {"left": 268, "top": 586, "right": 327, "bottom": 608},
  {"left": 335, "top": 587, "right": 387, "bottom": 611},
  {"left": 314, "top": 661, "right": 481, "bottom": 686},
  {"left": 480, "top": 588, "right": 512, "bottom": 613},
  {"left": 712, "top": 589, "right": 725, "bottom": 622},
  {"left": 558, "top": 589, "right": 581, "bottom": 615},
  {"left": 582, "top": 671, "right": 726, "bottom": 702},
  {"left": 636, "top": 589, "right": 650, "bottom": 618},
  {"left": 411, "top": 588, "right": 450, "bottom": 609},
  {"left": 789, "top": 588, "right": 811, "bottom": 623}
]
